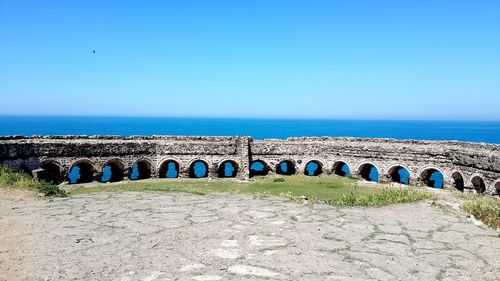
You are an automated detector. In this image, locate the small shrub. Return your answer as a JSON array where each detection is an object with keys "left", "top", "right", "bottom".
[
  {"left": 335, "top": 190, "right": 357, "bottom": 205},
  {"left": 37, "top": 182, "right": 66, "bottom": 197},
  {"left": 274, "top": 177, "right": 285, "bottom": 182},
  {"left": 462, "top": 195, "right": 500, "bottom": 230},
  {"left": 325, "top": 184, "right": 341, "bottom": 189},
  {"left": 254, "top": 191, "right": 271, "bottom": 198},
  {"left": 0, "top": 166, "right": 66, "bottom": 197},
  {"left": 278, "top": 191, "right": 302, "bottom": 203}
]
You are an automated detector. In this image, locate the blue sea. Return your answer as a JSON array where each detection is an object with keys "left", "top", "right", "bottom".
[{"left": 0, "top": 116, "right": 499, "bottom": 144}]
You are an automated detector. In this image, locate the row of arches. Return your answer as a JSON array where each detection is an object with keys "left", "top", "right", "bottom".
[
  {"left": 38, "top": 159, "right": 240, "bottom": 184},
  {"left": 250, "top": 160, "right": 490, "bottom": 192},
  {"left": 250, "top": 160, "right": 352, "bottom": 177},
  {"left": 35, "top": 158, "right": 497, "bottom": 194}
]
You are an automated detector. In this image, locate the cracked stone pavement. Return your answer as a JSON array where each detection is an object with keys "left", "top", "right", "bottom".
[{"left": 0, "top": 191, "right": 498, "bottom": 281}]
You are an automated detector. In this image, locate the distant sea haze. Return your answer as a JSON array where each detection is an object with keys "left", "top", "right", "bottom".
[{"left": 0, "top": 116, "right": 499, "bottom": 144}]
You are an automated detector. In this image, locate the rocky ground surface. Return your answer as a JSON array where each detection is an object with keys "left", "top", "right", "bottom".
[{"left": 0, "top": 190, "right": 498, "bottom": 281}]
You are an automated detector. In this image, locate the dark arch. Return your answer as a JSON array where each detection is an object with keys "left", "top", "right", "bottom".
[
  {"left": 495, "top": 181, "right": 500, "bottom": 196},
  {"left": 159, "top": 160, "right": 180, "bottom": 178},
  {"left": 451, "top": 172, "right": 464, "bottom": 192},
  {"left": 250, "top": 160, "right": 270, "bottom": 177},
  {"left": 471, "top": 176, "right": 486, "bottom": 193},
  {"left": 101, "top": 159, "right": 125, "bottom": 183},
  {"left": 333, "top": 161, "right": 350, "bottom": 177},
  {"left": 130, "top": 159, "right": 152, "bottom": 180},
  {"left": 38, "top": 161, "right": 63, "bottom": 184},
  {"left": 276, "top": 160, "right": 296, "bottom": 176},
  {"left": 304, "top": 160, "right": 322, "bottom": 176},
  {"left": 420, "top": 168, "right": 444, "bottom": 189},
  {"left": 387, "top": 165, "right": 410, "bottom": 185},
  {"left": 218, "top": 160, "right": 239, "bottom": 178},
  {"left": 68, "top": 160, "right": 95, "bottom": 184},
  {"left": 189, "top": 160, "right": 208, "bottom": 178},
  {"left": 358, "top": 163, "right": 379, "bottom": 182}
]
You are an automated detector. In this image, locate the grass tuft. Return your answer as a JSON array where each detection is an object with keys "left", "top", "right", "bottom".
[
  {"left": 0, "top": 166, "right": 66, "bottom": 197},
  {"left": 461, "top": 194, "right": 500, "bottom": 229},
  {"left": 327, "top": 188, "right": 434, "bottom": 207}
]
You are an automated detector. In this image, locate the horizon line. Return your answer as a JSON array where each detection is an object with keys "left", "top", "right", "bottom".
[{"left": 0, "top": 114, "right": 499, "bottom": 122}]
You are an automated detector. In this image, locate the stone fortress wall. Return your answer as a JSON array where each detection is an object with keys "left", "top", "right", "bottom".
[{"left": 0, "top": 136, "right": 499, "bottom": 195}]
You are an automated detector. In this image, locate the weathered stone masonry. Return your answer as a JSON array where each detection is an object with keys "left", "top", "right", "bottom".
[{"left": 0, "top": 136, "right": 499, "bottom": 195}]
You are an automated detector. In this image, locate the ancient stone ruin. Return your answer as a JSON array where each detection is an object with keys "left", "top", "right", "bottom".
[{"left": 0, "top": 135, "right": 499, "bottom": 195}]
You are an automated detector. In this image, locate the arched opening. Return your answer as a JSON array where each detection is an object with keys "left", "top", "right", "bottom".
[
  {"left": 159, "top": 160, "right": 179, "bottom": 178},
  {"left": 420, "top": 168, "right": 444, "bottom": 189},
  {"left": 276, "top": 160, "right": 295, "bottom": 176},
  {"left": 304, "top": 160, "right": 322, "bottom": 176},
  {"left": 68, "top": 160, "right": 95, "bottom": 184},
  {"left": 218, "top": 160, "right": 238, "bottom": 178},
  {"left": 250, "top": 160, "right": 269, "bottom": 177},
  {"left": 495, "top": 182, "right": 500, "bottom": 196},
  {"left": 358, "top": 163, "right": 379, "bottom": 182},
  {"left": 451, "top": 172, "right": 464, "bottom": 192},
  {"left": 101, "top": 159, "right": 125, "bottom": 183},
  {"left": 388, "top": 165, "right": 410, "bottom": 185},
  {"left": 189, "top": 160, "right": 208, "bottom": 178},
  {"left": 471, "top": 176, "right": 486, "bottom": 193},
  {"left": 130, "top": 160, "right": 152, "bottom": 180},
  {"left": 38, "top": 161, "right": 62, "bottom": 184},
  {"left": 333, "top": 161, "right": 350, "bottom": 177}
]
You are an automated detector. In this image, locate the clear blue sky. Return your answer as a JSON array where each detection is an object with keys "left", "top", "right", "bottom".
[{"left": 1, "top": 0, "right": 499, "bottom": 120}]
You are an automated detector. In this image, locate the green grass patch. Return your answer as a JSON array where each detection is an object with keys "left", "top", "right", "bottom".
[
  {"left": 460, "top": 194, "right": 500, "bottom": 230},
  {"left": 68, "top": 175, "right": 433, "bottom": 206},
  {"left": 328, "top": 188, "right": 434, "bottom": 207},
  {"left": 0, "top": 166, "right": 66, "bottom": 197}
]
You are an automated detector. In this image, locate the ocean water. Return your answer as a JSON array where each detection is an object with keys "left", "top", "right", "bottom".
[{"left": 0, "top": 116, "right": 499, "bottom": 144}]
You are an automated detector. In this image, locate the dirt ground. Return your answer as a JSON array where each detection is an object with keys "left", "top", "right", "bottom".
[{"left": 0, "top": 189, "right": 498, "bottom": 281}]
